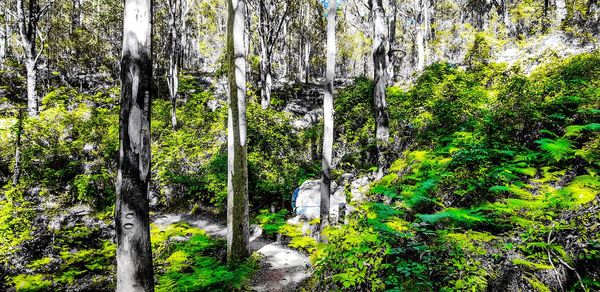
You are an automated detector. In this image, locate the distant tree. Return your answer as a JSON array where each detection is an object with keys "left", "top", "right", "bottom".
[
  {"left": 15, "top": 0, "right": 53, "bottom": 117},
  {"left": 251, "top": 0, "right": 293, "bottom": 109},
  {"left": 115, "top": 0, "right": 154, "bottom": 290},
  {"left": 320, "top": 0, "right": 336, "bottom": 240},
  {"left": 226, "top": 0, "right": 250, "bottom": 263},
  {"left": 166, "top": 0, "right": 193, "bottom": 130}
]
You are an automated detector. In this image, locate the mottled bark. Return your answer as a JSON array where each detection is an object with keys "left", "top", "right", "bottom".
[
  {"left": 115, "top": 0, "right": 154, "bottom": 291},
  {"left": 372, "top": 0, "right": 390, "bottom": 173},
  {"left": 320, "top": 0, "right": 336, "bottom": 240},
  {"left": 227, "top": 0, "right": 250, "bottom": 263}
]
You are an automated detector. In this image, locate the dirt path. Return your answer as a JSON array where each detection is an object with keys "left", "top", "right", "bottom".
[{"left": 153, "top": 214, "right": 312, "bottom": 291}]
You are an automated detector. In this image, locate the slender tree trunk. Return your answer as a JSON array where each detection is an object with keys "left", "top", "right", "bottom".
[
  {"left": 259, "top": 43, "right": 272, "bottom": 109},
  {"left": 71, "top": 0, "right": 82, "bottom": 34},
  {"left": 115, "top": 0, "right": 154, "bottom": 290},
  {"left": 0, "top": 9, "right": 6, "bottom": 68},
  {"left": 282, "top": 21, "right": 288, "bottom": 79},
  {"left": 304, "top": 42, "right": 311, "bottom": 83},
  {"left": 556, "top": 0, "right": 567, "bottom": 23},
  {"left": 227, "top": 0, "right": 249, "bottom": 264},
  {"left": 387, "top": 0, "right": 397, "bottom": 81},
  {"left": 167, "top": 0, "right": 179, "bottom": 130},
  {"left": 372, "top": 0, "right": 390, "bottom": 173},
  {"left": 320, "top": 0, "right": 336, "bottom": 240},
  {"left": 415, "top": 0, "right": 425, "bottom": 72},
  {"left": 13, "top": 108, "right": 23, "bottom": 186},
  {"left": 258, "top": 0, "right": 273, "bottom": 109},
  {"left": 17, "top": 0, "right": 40, "bottom": 117}
]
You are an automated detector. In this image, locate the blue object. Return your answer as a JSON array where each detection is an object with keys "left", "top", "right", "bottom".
[{"left": 291, "top": 188, "right": 300, "bottom": 212}]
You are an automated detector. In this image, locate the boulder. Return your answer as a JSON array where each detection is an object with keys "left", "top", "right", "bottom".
[{"left": 294, "top": 179, "right": 346, "bottom": 222}]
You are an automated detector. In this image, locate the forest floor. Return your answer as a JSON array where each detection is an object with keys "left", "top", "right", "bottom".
[{"left": 153, "top": 214, "right": 312, "bottom": 291}]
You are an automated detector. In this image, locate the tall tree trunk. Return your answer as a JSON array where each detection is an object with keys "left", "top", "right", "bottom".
[
  {"left": 13, "top": 108, "right": 23, "bottom": 186},
  {"left": 17, "top": 0, "right": 40, "bottom": 117},
  {"left": 227, "top": 0, "right": 249, "bottom": 263},
  {"left": 387, "top": 0, "right": 397, "bottom": 81},
  {"left": 167, "top": 0, "right": 179, "bottom": 130},
  {"left": 259, "top": 43, "right": 272, "bottom": 109},
  {"left": 556, "top": 0, "right": 567, "bottom": 23},
  {"left": 415, "top": 0, "right": 425, "bottom": 72},
  {"left": 71, "top": 0, "right": 82, "bottom": 34},
  {"left": 0, "top": 9, "right": 6, "bottom": 68},
  {"left": 282, "top": 20, "right": 288, "bottom": 79},
  {"left": 115, "top": 0, "right": 154, "bottom": 290},
  {"left": 320, "top": 0, "right": 336, "bottom": 240},
  {"left": 304, "top": 42, "right": 311, "bottom": 83},
  {"left": 372, "top": 0, "right": 390, "bottom": 174}
]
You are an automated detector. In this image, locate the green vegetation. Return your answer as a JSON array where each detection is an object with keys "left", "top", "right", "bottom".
[
  {"left": 152, "top": 223, "right": 257, "bottom": 291},
  {"left": 305, "top": 53, "right": 600, "bottom": 291}
]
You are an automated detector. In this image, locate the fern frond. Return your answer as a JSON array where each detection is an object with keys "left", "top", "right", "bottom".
[{"left": 535, "top": 138, "right": 574, "bottom": 161}]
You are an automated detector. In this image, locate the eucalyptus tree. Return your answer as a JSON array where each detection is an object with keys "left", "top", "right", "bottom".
[
  {"left": 371, "top": 0, "right": 389, "bottom": 173},
  {"left": 15, "top": 0, "right": 54, "bottom": 117},
  {"left": 115, "top": 0, "right": 154, "bottom": 290},
  {"left": 226, "top": 0, "right": 250, "bottom": 263},
  {"left": 320, "top": 0, "right": 336, "bottom": 239},
  {"left": 166, "top": 0, "right": 193, "bottom": 130},
  {"left": 250, "top": 0, "right": 293, "bottom": 109}
]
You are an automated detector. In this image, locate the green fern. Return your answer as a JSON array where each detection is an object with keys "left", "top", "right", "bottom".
[
  {"left": 535, "top": 138, "right": 574, "bottom": 161},
  {"left": 564, "top": 123, "right": 600, "bottom": 137},
  {"left": 417, "top": 208, "right": 488, "bottom": 226}
]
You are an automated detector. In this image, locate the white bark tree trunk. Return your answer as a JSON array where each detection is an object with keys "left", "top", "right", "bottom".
[
  {"left": 415, "top": 0, "right": 425, "bottom": 72},
  {"left": 25, "top": 59, "right": 38, "bottom": 117},
  {"left": 227, "top": 0, "right": 250, "bottom": 263},
  {"left": 167, "top": 0, "right": 180, "bottom": 130},
  {"left": 16, "top": 0, "right": 40, "bottom": 117},
  {"left": 115, "top": 0, "right": 154, "bottom": 290},
  {"left": 320, "top": 0, "right": 336, "bottom": 240}
]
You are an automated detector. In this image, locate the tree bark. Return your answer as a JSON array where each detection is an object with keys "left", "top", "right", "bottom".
[
  {"left": 0, "top": 9, "right": 6, "bottom": 67},
  {"left": 372, "top": 0, "right": 390, "bottom": 173},
  {"left": 25, "top": 58, "right": 38, "bottom": 117},
  {"left": 16, "top": 0, "right": 40, "bottom": 117},
  {"left": 167, "top": 0, "right": 180, "bottom": 130},
  {"left": 227, "top": 0, "right": 249, "bottom": 263},
  {"left": 320, "top": 0, "right": 336, "bottom": 240},
  {"left": 115, "top": 0, "right": 154, "bottom": 291}
]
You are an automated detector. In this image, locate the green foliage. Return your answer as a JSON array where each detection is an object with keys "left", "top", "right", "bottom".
[
  {"left": 311, "top": 53, "right": 600, "bottom": 291},
  {"left": 11, "top": 274, "right": 52, "bottom": 292},
  {"left": 152, "top": 223, "right": 257, "bottom": 291},
  {"left": 255, "top": 209, "right": 288, "bottom": 236}
]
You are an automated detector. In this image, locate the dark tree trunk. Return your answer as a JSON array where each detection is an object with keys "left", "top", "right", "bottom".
[
  {"left": 226, "top": 0, "right": 250, "bottom": 263},
  {"left": 115, "top": 0, "right": 154, "bottom": 290}
]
